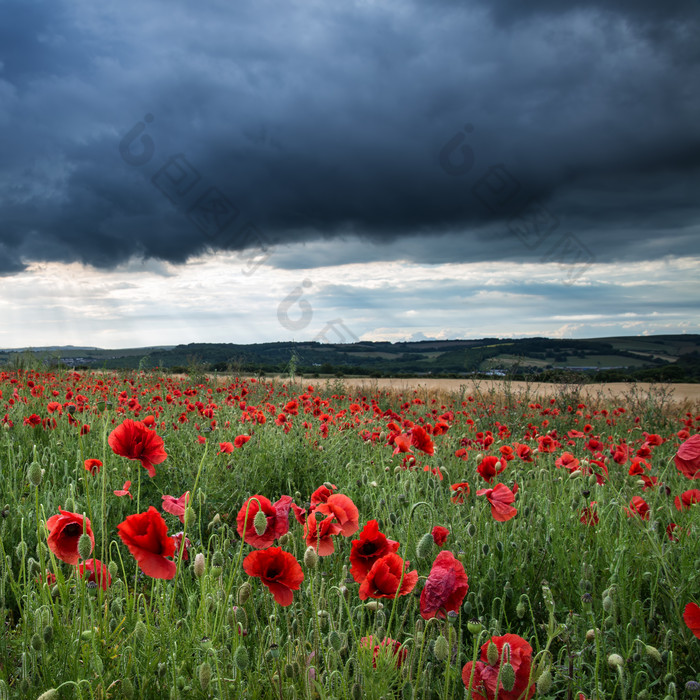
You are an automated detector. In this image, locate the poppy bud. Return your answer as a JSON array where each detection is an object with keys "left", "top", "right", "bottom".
[
  {"left": 108, "top": 561, "right": 118, "bottom": 578},
  {"left": 237, "top": 581, "right": 252, "bottom": 604},
  {"left": 36, "top": 690, "right": 58, "bottom": 700},
  {"left": 401, "top": 680, "right": 413, "bottom": 699},
  {"left": 184, "top": 507, "right": 195, "bottom": 528},
  {"left": 304, "top": 546, "right": 318, "bottom": 569},
  {"left": 15, "top": 541, "right": 27, "bottom": 562},
  {"left": 536, "top": 667, "right": 552, "bottom": 694},
  {"left": 433, "top": 634, "right": 449, "bottom": 661},
  {"left": 416, "top": 533, "right": 434, "bottom": 559},
  {"left": 516, "top": 601, "right": 526, "bottom": 618},
  {"left": 78, "top": 533, "right": 93, "bottom": 561},
  {"left": 198, "top": 662, "right": 212, "bottom": 691},
  {"left": 31, "top": 633, "right": 43, "bottom": 651},
  {"left": 602, "top": 596, "right": 614, "bottom": 612},
  {"left": 541, "top": 583, "right": 555, "bottom": 614},
  {"left": 134, "top": 620, "right": 147, "bottom": 646},
  {"left": 467, "top": 523, "right": 476, "bottom": 537},
  {"left": 207, "top": 513, "right": 221, "bottom": 531},
  {"left": 607, "top": 653, "right": 624, "bottom": 669},
  {"left": 501, "top": 642, "right": 511, "bottom": 664},
  {"left": 645, "top": 645, "right": 661, "bottom": 663},
  {"left": 278, "top": 533, "right": 291, "bottom": 546},
  {"left": 364, "top": 601, "right": 383, "bottom": 611},
  {"left": 43, "top": 625, "right": 54, "bottom": 644},
  {"left": 328, "top": 630, "right": 342, "bottom": 652},
  {"left": 253, "top": 510, "right": 268, "bottom": 536},
  {"left": 500, "top": 662, "right": 516, "bottom": 692},
  {"left": 193, "top": 552, "right": 205, "bottom": 577},
  {"left": 234, "top": 644, "right": 249, "bottom": 671},
  {"left": 28, "top": 461, "right": 43, "bottom": 487},
  {"left": 64, "top": 497, "right": 75, "bottom": 512},
  {"left": 486, "top": 640, "right": 499, "bottom": 666}
]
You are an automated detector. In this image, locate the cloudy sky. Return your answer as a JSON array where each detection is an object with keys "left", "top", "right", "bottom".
[{"left": 1, "top": 0, "right": 698, "bottom": 348}]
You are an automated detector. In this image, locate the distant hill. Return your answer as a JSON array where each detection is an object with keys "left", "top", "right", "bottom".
[{"left": 1, "top": 335, "right": 698, "bottom": 382}]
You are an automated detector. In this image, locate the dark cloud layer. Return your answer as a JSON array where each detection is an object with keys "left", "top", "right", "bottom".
[{"left": 0, "top": 0, "right": 699, "bottom": 274}]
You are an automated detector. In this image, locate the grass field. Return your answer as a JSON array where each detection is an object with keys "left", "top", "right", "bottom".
[{"left": 0, "top": 369, "right": 698, "bottom": 699}]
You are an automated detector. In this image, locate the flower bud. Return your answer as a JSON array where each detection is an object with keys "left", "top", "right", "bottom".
[
  {"left": 134, "top": 620, "right": 147, "bottom": 646},
  {"left": 486, "top": 640, "right": 499, "bottom": 666},
  {"left": 416, "top": 533, "right": 434, "bottom": 560},
  {"left": 234, "top": 644, "right": 249, "bottom": 671},
  {"left": 645, "top": 645, "right": 661, "bottom": 663},
  {"left": 516, "top": 601, "right": 526, "bottom": 618},
  {"left": 184, "top": 507, "right": 195, "bottom": 528},
  {"left": 364, "top": 601, "right": 383, "bottom": 611},
  {"left": 108, "top": 561, "right": 118, "bottom": 578},
  {"left": 536, "top": 667, "right": 552, "bottom": 694},
  {"left": 31, "top": 633, "right": 43, "bottom": 651},
  {"left": 237, "top": 581, "right": 252, "bottom": 605},
  {"left": 78, "top": 533, "right": 93, "bottom": 561},
  {"left": 328, "top": 630, "right": 342, "bottom": 652},
  {"left": 433, "top": 634, "right": 449, "bottom": 661},
  {"left": 198, "top": 662, "right": 212, "bottom": 691},
  {"left": 28, "top": 461, "right": 43, "bottom": 487},
  {"left": 253, "top": 510, "right": 268, "bottom": 536},
  {"left": 37, "top": 690, "right": 58, "bottom": 700},
  {"left": 193, "top": 552, "right": 205, "bottom": 578},
  {"left": 500, "top": 662, "right": 516, "bottom": 692},
  {"left": 607, "top": 653, "right": 624, "bottom": 669},
  {"left": 43, "top": 625, "right": 54, "bottom": 644},
  {"left": 304, "top": 546, "right": 318, "bottom": 569}
]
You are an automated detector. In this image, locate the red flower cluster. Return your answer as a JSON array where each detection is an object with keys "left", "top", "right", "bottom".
[
  {"left": 462, "top": 633, "right": 536, "bottom": 700},
  {"left": 236, "top": 494, "right": 293, "bottom": 549},
  {"left": 358, "top": 552, "right": 418, "bottom": 600},
  {"left": 349, "top": 520, "right": 400, "bottom": 582}
]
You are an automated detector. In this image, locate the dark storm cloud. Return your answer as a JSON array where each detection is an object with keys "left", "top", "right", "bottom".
[{"left": 0, "top": 0, "right": 699, "bottom": 274}]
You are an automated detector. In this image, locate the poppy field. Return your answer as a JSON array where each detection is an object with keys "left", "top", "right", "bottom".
[{"left": 0, "top": 370, "right": 698, "bottom": 699}]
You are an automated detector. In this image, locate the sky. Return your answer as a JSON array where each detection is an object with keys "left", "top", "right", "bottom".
[{"left": 0, "top": 0, "right": 699, "bottom": 348}]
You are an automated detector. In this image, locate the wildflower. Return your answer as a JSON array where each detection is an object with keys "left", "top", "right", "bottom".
[
  {"left": 108, "top": 419, "right": 167, "bottom": 478},
  {"left": 114, "top": 481, "right": 133, "bottom": 499},
  {"left": 359, "top": 553, "right": 418, "bottom": 600},
  {"left": 162, "top": 492, "right": 190, "bottom": 524},
  {"left": 304, "top": 512, "right": 342, "bottom": 556},
  {"left": 462, "top": 633, "right": 535, "bottom": 700},
  {"left": 360, "top": 636, "right": 408, "bottom": 669},
  {"left": 77, "top": 558, "right": 111, "bottom": 590},
  {"left": 243, "top": 547, "right": 304, "bottom": 606},
  {"left": 451, "top": 482, "right": 470, "bottom": 504},
  {"left": 476, "top": 483, "right": 518, "bottom": 522},
  {"left": 624, "top": 496, "right": 650, "bottom": 520},
  {"left": 46, "top": 509, "right": 94, "bottom": 565},
  {"left": 117, "top": 507, "right": 176, "bottom": 579},
  {"left": 431, "top": 525, "right": 449, "bottom": 546},
  {"left": 83, "top": 459, "right": 102, "bottom": 475},
  {"left": 684, "top": 602, "right": 700, "bottom": 639},
  {"left": 674, "top": 489, "right": 700, "bottom": 511},
  {"left": 674, "top": 434, "right": 700, "bottom": 479},
  {"left": 236, "top": 495, "right": 293, "bottom": 549},
  {"left": 420, "top": 550, "right": 469, "bottom": 620},
  {"left": 313, "top": 494, "right": 359, "bottom": 537},
  {"left": 349, "top": 519, "right": 400, "bottom": 583}
]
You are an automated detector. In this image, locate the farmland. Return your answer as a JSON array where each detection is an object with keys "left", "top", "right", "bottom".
[{"left": 0, "top": 369, "right": 698, "bottom": 699}]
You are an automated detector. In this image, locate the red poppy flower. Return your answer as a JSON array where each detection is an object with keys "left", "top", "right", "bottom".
[
  {"left": 108, "top": 419, "right": 167, "bottom": 478},
  {"left": 77, "top": 558, "right": 111, "bottom": 590},
  {"left": 410, "top": 426, "right": 435, "bottom": 455},
  {"left": 360, "top": 636, "right": 408, "bottom": 669},
  {"left": 234, "top": 434, "right": 251, "bottom": 448},
  {"left": 172, "top": 531, "right": 192, "bottom": 561},
  {"left": 462, "top": 633, "right": 535, "bottom": 700},
  {"left": 218, "top": 442, "right": 234, "bottom": 454},
  {"left": 628, "top": 458, "right": 650, "bottom": 476},
  {"left": 310, "top": 483, "right": 337, "bottom": 509},
  {"left": 580, "top": 502, "right": 599, "bottom": 526},
  {"left": 349, "top": 520, "right": 400, "bottom": 583},
  {"left": 117, "top": 506, "right": 176, "bottom": 580},
  {"left": 674, "top": 489, "right": 700, "bottom": 511},
  {"left": 514, "top": 443, "right": 534, "bottom": 462},
  {"left": 358, "top": 553, "right": 418, "bottom": 600},
  {"left": 304, "top": 512, "right": 342, "bottom": 556},
  {"left": 392, "top": 434, "right": 413, "bottom": 456},
  {"left": 420, "top": 550, "right": 469, "bottom": 620},
  {"left": 451, "top": 482, "right": 470, "bottom": 504},
  {"left": 84, "top": 458, "right": 102, "bottom": 475},
  {"left": 555, "top": 452, "right": 580, "bottom": 472},
  {"left": 314, "top": 493, "right": 359, "bottom": 537},
  {"left": 476, "top": 483, "right": 518, "bottom": 522},
  {"left": 242, "top": 547, "right": 304, "bottom": 606},
  {"left": 674, "top": 434, "right": 700, "bottom": 479},
  {"left": 431, "top": 525, "right": 449, "bottom": 546},
  {"left": 684, "top": 602, "right": 700, "bottom": 639},
  {"left": 46, "top": 509, "right": 94, "bottom": 565},
  {"left": 477, "top": 455, "right": 506, "bottom": 483},
  {"left": 236, "top": 494, "right": 293, "bottom": 549},
  {"left": 162, "top": 491, "right": 190, "bottom": 524},
  {"left": 625, "top": 496, "right": 650, "bottom": 520},
  {"left": 114, "top": 480, "right": 133, "bottom": 499}
]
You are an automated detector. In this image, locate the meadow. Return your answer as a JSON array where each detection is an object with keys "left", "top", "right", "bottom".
[{"left": 0, "top": 369, "right": 698, "bottom": 699}]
